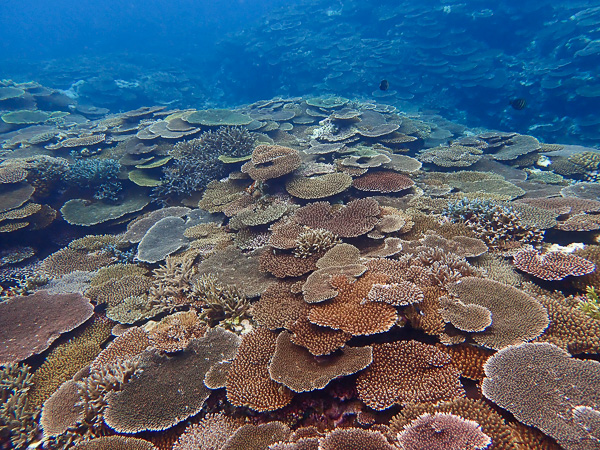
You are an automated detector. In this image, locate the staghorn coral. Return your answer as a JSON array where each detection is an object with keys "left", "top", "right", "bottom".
[
  {"left": 268, "top": 331, "right": 373, "bottom": 392},
  {"left": 293, "top": 228, "right": 340, "bottom": 258},
  {"left": 396, "top": 412, "right": 492, "bottom": 450},
  {"left": 579, "top": 286, "right": 600, "bottom": 320},
  {"left": 482, "top": 342, "right": 600, "bottom": 450},
  {"left": 356, "top": 340, "right": 464, "bottom": 410},
  {"left": 513, "top": 249, "right": 595, "bottom": 281},
  {"left": 104, "top": 328, "right": 240, "bottom": 433},
  {"left": 225, "top": 327, "right": 294, "bottom": 412},
  {"left": 444, "top": 197, "right": 544, "bottom": 250},
  {"left": 196, "top": 126, "right": 256, "bottom": 158},
  {"left": 148, "top": 256, "right": 196, "bottom": 307},
  {"left": 189, "top": 274, "right": 251, "bottom": 331},
  {"left": 241, "top": 144, "right": 301, "bottom": 182},
  {"left": 0, "top": 363, "right": 38, "bottom": 450},
  {"left": 152, "top": 138, "right": 227, "bottom": 205},
  {"left": 0, "top": 290, "right": 94, "bottom": 365},
  {"left": 66, "top": 158, "right": 122, "bottom": 201}
]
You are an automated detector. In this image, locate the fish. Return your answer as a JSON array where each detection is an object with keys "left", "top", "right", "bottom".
[
  {"left": 379, "top": 79, "right": 389, "bottom": 91},
  {"left": 509, "top": 98, "right": 527, "bottom": 110}
]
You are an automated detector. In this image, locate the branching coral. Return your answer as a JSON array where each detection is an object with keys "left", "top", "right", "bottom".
[
  {"left": 579, "top": 286, "right": 600, "bottom": 320},
  {"left": 196, "top": 126, "right": 256, "bottom": 158},
  {"left": 66, "top": 158, "right": 122, "bottom": 201},
  {"left": 151, "top": 137, "right": 227, "bottom": 205},
  {"left": 0, "top": 363, "right": 38, "bottom": 449},
  {"left": 443, "top": 197, "right": 544, "bottom": 250},
  {"left": 189, "top": 274, "right": 251, "bottom": 332}
]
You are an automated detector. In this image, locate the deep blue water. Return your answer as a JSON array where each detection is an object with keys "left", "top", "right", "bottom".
[{"left": 1, "top": 0, "right": 600, "bottom": 145}]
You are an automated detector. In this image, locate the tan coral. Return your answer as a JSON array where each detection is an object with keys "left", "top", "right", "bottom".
[
  {"left": 225, "top": 327, "right": 294, "bottom": 412},
  {"left": 318, "top": 428, "right": 396, "bottom": 450},
  {"left": 435, "top": 343, "right": 494, "bottom": 381},
  {"left": 390, "top": 398, "right": 518, "bottom": 450},
  {"left": 173, "top": 413, "right": 241, "bottom": 450},
  {"left": 241, "top": 144, "right": 301, "bottom": 181},
  {"left": 293, "top": 228, "right": 340, "bottom": 258},
  {"left": 250, "top": 282, "right": 307, "bottom": 330},
  {"left": 533, "top": 291, "right": 600, "bottom": 354},
  {"left": 40, "top": 248, "right": 116, "bottom": 277},
  {"left": 285, "top": 173, "right": 352, "bottom": 199},
  {"left": 146, "top": 311, "right": 207, "bottom": 352},
  {"left": 356, "top": 340, "right": 464, "bottom": 410},
  {"left": 396, "top": 412, "right": 491, "bottom": 450},
  {"left": 446, "top": 277, "right": 549, "bottom": 350},
  {"left": 268, "top": 331, "right": 373, "bottom": 392},
  {"left": 513, "top": 249, "right": 595, "bottom": 281},
  {"left": 259, "top": 248, "right": 321, "bottom": 278},
  {"left": 367, "top": 280, "right": 424, "bottom": 306},
  {"left": 287, "top": 315, "right": 352, "bottom": 356},
  {"left": 293, "top": 198, "right": 380, "bottom": 238},
  {"left": 269, "top": 220, "right": 306, "bottom": 250},
  {"left": 91, "top": 327, "right": 150, "bottom": 371},
  {"left": 352, "top": 170, "right": 414, "bottom": 193},
  {"left": 86, "top": 275, "right": 152, "bottom": 307},
  {"left": 29, "top": 316, "right": 113, "bottom": 407},
  {"left": 308, "top": 272, "right": 398, "bottom": 336}
]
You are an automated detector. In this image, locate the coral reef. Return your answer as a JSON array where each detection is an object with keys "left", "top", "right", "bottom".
[{"left": 1, "top": 96, "right": 599, "bottom": 450}]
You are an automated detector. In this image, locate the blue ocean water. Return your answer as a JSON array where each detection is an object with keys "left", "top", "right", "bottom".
[{"left": 2, "top": 0, "right": 599, "bottom": 144}]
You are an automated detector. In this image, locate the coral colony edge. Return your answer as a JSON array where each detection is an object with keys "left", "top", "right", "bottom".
[{"left": 1, "top": 82, "right": 600, "bottom": 450}]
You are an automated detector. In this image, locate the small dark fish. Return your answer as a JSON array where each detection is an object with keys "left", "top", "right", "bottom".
[
  {"left": 510, "top": 98, "right": 527, "bottom": 110},
  {"left": 379, "top": 79, "right": 389, "bottom": 91}
]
